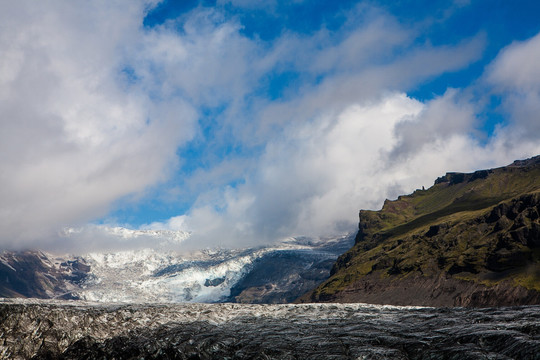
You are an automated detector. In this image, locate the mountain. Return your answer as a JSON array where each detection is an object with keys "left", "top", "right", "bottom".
[
  {"left": 302, "top": 156, "right": 540, "bottom": 307},
  {"left": 0, "top": 251, "right": 88, "bottom": 299},
  {"left": 0, "top": 234, "right": 354, "bottom": 303}
]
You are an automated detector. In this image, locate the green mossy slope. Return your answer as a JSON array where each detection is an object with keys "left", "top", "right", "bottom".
[{"left": 304, "top": 156, "right": 540, "bottom": 306}]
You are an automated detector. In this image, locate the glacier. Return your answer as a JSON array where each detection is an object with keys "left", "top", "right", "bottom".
[
  {"left": 64, "top": 231, "right": 355, "bottom": 303},
  {"left": 2, "top": 299, "right": 540, "bottom": 359},
  {"left": 78, "top": 247, "right": 272, "bottom": 303},
  {"left": 0, "top": 226, "right": 354, "bottom": 303}
]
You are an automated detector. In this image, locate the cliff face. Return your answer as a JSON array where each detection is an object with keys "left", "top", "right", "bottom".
[{"left": 303, "top": 156, "right": 540, "bottom": 307}]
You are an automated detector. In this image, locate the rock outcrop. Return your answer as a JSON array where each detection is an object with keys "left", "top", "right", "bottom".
[{"left": 302, "top": 156, "right": 540, "bottom": 307}]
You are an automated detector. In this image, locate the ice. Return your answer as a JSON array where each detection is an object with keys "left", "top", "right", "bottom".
[
  {"left": 1, "top": 299, "right": 539, "bottom": 359},
  {"left": 73, "top": 235, "right": 353, "bottom": 303},
  {"left": 77, "top": 247, "right": 283, "bottom": 302}
]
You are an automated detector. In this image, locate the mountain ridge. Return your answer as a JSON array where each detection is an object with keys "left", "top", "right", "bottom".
[
  {"left": 0, "top": 235, "right": 354, "bottom": 303},
  {"left": 301, "top": 155, "right": 540, "bottom": 306}
]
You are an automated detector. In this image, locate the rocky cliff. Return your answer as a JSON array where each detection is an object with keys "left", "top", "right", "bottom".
[{"left": 302, "top": 156, "right": 540, "bottom": 307}]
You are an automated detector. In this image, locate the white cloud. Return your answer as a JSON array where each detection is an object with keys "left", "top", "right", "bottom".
[
  {"left": 180, "top": 93, "right": 428, "bottom": 246},
  {"left": 137, "top": 10, "right": 260, "bottom": 107},
  {"left": 249, "top": 33, "right": 485, "bottom": 144},
  {"left": 486, "top": 32, "right": 540, "bottom": 139},
  {"left": 3, "top": 1, "right": 535, "bottom": 253},
  {"left": 142, "top": 215, "right": 189, "bottom": 231},
  {"left": 0, "top": 1, "right": 199, "bottom": 249},
  {"left": 178, "top": 88, "right": 540, "bottom": 248},
  {"left": 131, "top": 4, "right": 487, "bottom": 214},
  {"left": 59, "top": 224, "right": 190, "bottom": 253},
  {"left": 389, "top": 89, "right": 477, "bottom": 160},
  {"left": 487, "top": 32, "right": 540, "bottom": 91}
]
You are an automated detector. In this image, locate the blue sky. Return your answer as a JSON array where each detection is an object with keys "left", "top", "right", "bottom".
[{"left": 2, "top": 0, "right": 540, "bottom": 251}]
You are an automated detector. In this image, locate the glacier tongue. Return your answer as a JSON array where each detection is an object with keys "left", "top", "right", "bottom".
[
  {"left": 74, "top": 234, "right": 355, "bottom": 303},
  {"left": 78, "top": 248, "right": 268, "bottom": 303}
]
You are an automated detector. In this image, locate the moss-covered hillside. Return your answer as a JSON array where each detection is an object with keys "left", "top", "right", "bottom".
[{"left": 302, "top": 156, "right": 540, "bottom": 307}]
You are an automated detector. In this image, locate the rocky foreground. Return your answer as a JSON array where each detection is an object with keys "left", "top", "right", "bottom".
[{"left": 1, "top": 299, "right": 540, "bottom": 359}]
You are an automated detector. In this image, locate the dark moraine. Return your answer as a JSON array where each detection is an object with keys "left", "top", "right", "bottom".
[{"left": 1, "top": 299, "right": 540, "bottom": 359}]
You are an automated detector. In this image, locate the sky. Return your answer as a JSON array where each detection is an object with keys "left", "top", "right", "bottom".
[{"left": 2, "top": 0, "right": 540, "bottom": 252}]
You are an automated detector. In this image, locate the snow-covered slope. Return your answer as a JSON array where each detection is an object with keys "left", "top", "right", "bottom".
[
  {"left": 75, "top": 234, "right": 354, "bottom": 303},
  {"left": 78, "top": 247, "right": 268, "bottom": 302},
  {"left": 0, "top": 227, "right": 354, "bottom": 303}
]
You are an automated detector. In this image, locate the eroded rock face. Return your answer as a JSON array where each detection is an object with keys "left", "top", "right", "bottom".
[
  {"left": 1, "top": 299, "right": 540, "bottom": 359},
  {"left": 306, "top": 192, "right": 540, "bottom": 306}
]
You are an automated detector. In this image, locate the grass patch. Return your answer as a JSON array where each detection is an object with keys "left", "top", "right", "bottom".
[{"left": 310, "top": 162, "right": 540, "bottom": 299}]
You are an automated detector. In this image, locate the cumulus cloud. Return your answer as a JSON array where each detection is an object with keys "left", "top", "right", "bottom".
[
  {"left": 0, "top": 1, "right": 274, "bottom": 250},
  {"left": 132, "top": 4, "right": 487, "bottom": 212},
  {"left": 0, "top": 1, "right": 199, "bottom": 249},
  {"left": 3, "top": 1, "right": 538, "bottom": 252},
  {"left": 175, "top": 28, "right": 540, "bottom": 247},
  {"left": 487, "top": 32, "right": 540, "bottom": 91},
  {"left": 486, "top": 32, "right": 540, "bottom": 139},
  {"left": 179, "top": 89, "right": 540, "bottom": 249},
  {"left": 248, "top": 33, "right": 485, "bottom": 144},
  {"left": 389, "top": 89, "right": 477, "bottom": 160},
  {"left": 137, "top": 10, "right": 261, "bottom": 107}
]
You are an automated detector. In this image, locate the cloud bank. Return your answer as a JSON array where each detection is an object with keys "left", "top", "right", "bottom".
[
  {"left": 2, "top": 1, "right": 540, "bottom": 251},
  {"left": 0, "top": 1, "right": 196, "bottom": 248}
]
